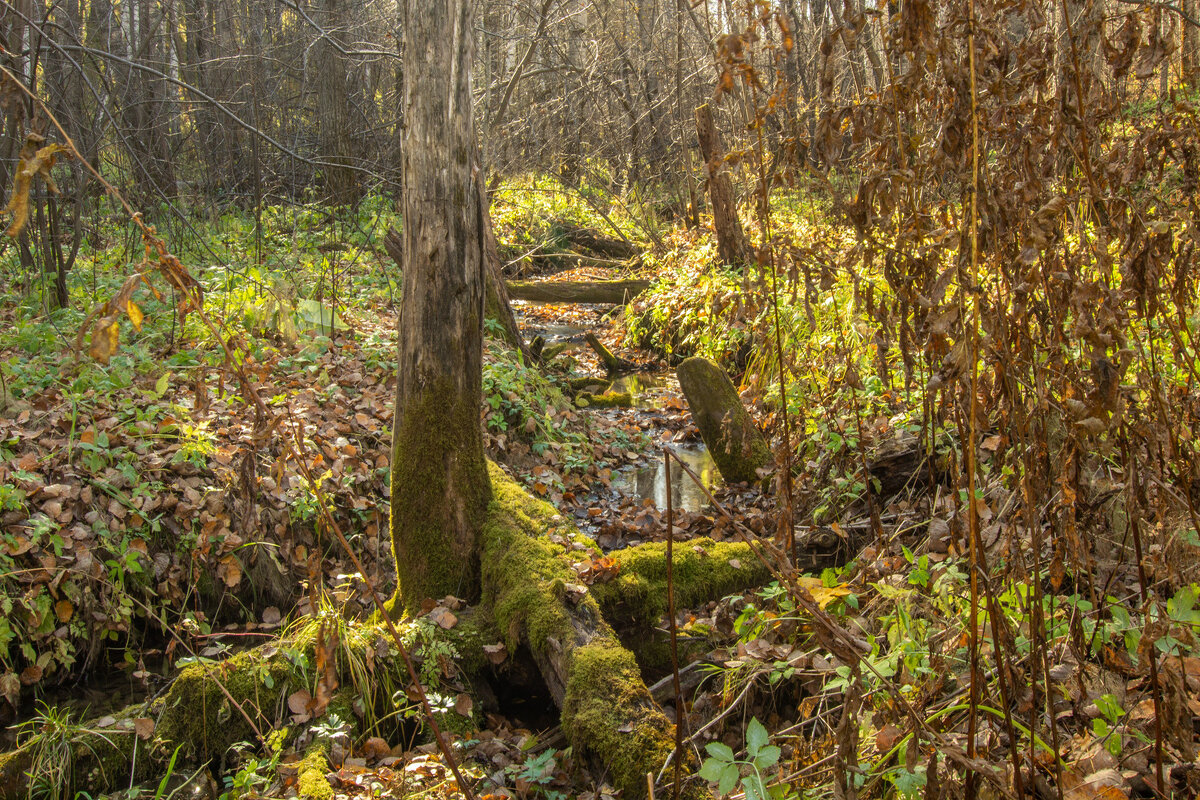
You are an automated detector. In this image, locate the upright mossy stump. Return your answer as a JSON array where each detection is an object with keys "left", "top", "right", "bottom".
[{"left": 676, "top": 356, "right": 770, "bottom": 484}]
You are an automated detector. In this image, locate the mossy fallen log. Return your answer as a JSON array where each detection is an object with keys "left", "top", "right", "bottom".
[
  {"left": 506, "top": 279, "right": 650, "bottom": 305},
  {"left": 481, "top": 463, "right": 701, "bottom": 799},
  {"left": 592, "top": 538, "right": 771, "bottom": 630},
  {"left": 584, "top": 331, "right": 640, "bottom": 374},
  {"left": 563, "top": 376, "right": 612, "bottom": 394},
  {"left": 3, "top": 467, "right": 736, "bottom": 800},
  {"left": 676, "top": 357, "right": 770, "bottom": 485},
  {"left": 575, "top": 391, "right": 633, "bottom": 408},
  {"left": 591, "top": 538, "right": 772, "bottom": 671}
]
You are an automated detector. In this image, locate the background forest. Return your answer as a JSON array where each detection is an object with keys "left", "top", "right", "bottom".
[{"left": 2, "top": 0, "right": 1200, "bottom": 799}]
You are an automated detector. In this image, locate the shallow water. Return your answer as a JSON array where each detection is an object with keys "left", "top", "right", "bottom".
[
  {"left": 611, "top": 444, "right": 721, "bottom": 512},
  {"left": 607, "top": 372, "right": 665, "bottom": 409}
]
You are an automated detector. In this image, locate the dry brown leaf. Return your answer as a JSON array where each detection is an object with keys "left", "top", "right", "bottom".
[
  {"left": 428, "top": 607, "right": 458, "bottom": 629},
  {"left": 219, "top": 554, "right": 243, "bottom": 587},
  {"left": 19, "top": 664, "right": 42, "bottom": 685},
  {"left": 482, "top": 643, "right": 508, "bottom": 665},
  {"left": 288, "top": 689, "right": 313, "bottom": 715},
  {"left": 133, "top": 717, "right": 155, "bottom": 740}
]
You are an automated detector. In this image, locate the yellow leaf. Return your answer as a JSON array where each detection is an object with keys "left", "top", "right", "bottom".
[
  {"left": 126, "top": 301, "right": 143, "bottom": 331},
  {"left": 811, "top": 584, "right": 851, "bottom": 609},
  {"left": 3, "top": 137, "right": 68, "bottom": 238},
  {"left": 89, "top": 319, "right": 120, "bottom": 364},
  {"left": 796, "top": 576, "right": 852, "bottom": 609}
]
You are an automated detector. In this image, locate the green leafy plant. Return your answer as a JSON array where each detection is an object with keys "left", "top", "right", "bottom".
[{"left": 698, "top": 718, "right": 782, "bottom": 800}]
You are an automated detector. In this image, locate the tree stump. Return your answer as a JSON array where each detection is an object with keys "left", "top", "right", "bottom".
[{"left": 676, "top": 357, "right": 770, "bottom": 485}]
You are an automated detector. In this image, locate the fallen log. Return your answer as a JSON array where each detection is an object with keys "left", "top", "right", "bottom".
[
  {"left": 506, "top": 279, "right": 650, "bottom": 305},
  {"left": 560, "top": 224, "right": 642, "bottom": 259},
  {"left": 584, "top": 332, "right": 640, "bottom": 375},
  {"left": 3, "top": 466, "right": 749, "bottom": 800},
  {"left": 481, "top": 463, "right": 703, "bottom": 799},
  {"left": 525, "top": 251, "right": 635, "bottom": 270}
]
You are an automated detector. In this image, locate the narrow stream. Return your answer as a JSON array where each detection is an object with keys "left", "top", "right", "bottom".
[
  {"left": 611, "top": 444, "right": 720, "bottom": 513},
  {"left": 514, "top": 309, "right": 722, "bottom": 512}
]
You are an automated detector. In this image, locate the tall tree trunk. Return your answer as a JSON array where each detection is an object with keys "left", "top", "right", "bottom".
[
  {"left": 316, "top": 0, "right": 360, "bottom": 205},
  {"left": 695, "top": 103, "right": 751, "bottom": 265},
  {"left": 1183, "top": 0, "right": 1199, "bottom": 85},
  {"left": 391, "top": 0, "right": 491, "bottom": 611}
]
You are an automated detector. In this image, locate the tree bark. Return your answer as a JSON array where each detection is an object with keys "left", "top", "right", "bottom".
[
  {"left": 1184, "top": 0, "right": 1200, "bottom": 86},
  {"left": 391, "top": 0, "right": 491, "bottom": 612},
  {"left": 695, "top": 103, "right": 751, "bottom": 265}
]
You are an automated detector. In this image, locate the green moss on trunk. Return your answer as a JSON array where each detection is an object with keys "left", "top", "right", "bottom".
[
  {"left": 390, "top": 376, "right": 492, "bottom": 613},
  {"left": 676, "top": 356, "right": 770, "bottom": 484},
  {"left": 153, "top": 649, "right": 295, "bottom": 764},
  {"left": 562, "top": 644, "right": 679, "bottom": 796},
  {"left": 592, "top": 538, "right": 771, "bottom": 630},
  {"left": 575, "top": 391, "right": 633, "bottom": 408},
  {"left": 0, "top": 748, "right": 32, "bottom": 800}
]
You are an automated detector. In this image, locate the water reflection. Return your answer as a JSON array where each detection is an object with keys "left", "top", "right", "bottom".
[
  {"left": 608, "top": 373, "right": 663, "bottom": 409},
  {"left": 612, "top": 445, "right": 721, "bottom": 512}
]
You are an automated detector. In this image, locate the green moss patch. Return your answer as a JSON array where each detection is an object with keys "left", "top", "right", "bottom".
[
  {"left": 479, "top": 462, "right": 694, "bottom": 798},
  {"left": 592, "top": 538, "right": 770, "bottom": 629}
]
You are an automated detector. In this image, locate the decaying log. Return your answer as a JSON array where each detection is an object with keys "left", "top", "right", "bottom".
[
  {"left": 584, "top": 332, "right": 639, "bottom": 375},
  {"left": 506, "top": 279, "right": 650, "bottom": 305},
  {"left": 0, "top": 467, "right": 768, "bottom": 800},
  {"left": 560, "top": 223, "right": 642, "bottom": 259},
  {"left": 481, "top": 463, "right": 703, "bottom": 799}
]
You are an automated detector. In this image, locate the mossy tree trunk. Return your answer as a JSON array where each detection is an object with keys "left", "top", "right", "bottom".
[{"left": 391, "top": 0, "right": 491, "bottom": 612}]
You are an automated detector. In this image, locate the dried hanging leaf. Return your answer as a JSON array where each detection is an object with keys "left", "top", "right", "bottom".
[
  {"left": 89, "top": 319, "right": 120, "bottom": 365},
  {"left": 3, "top": 135, "right": 69, "bottom": 238}
]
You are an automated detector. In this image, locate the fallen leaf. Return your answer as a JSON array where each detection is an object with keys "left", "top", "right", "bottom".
[
  {"left": 428, "top": 607, "right": 457, "bottom": 629},
  {"left": 54, "top": 599, "right": 74, "bottom": 623},
  {"left": 482, "top": 643, "right": 508, "bottom": 665},
  {"left": 219, "top": 554, "right": 242, "bottom": 587},
  {"left": 288, "top": 689, "right": 313, "bottom": 715},
  {"left": 134, "top": 717, "right": 155, "bottom": 740}
]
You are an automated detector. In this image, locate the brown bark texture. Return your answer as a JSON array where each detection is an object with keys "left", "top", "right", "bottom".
[
  {"left": 695, "top": 103, "right": 751, "bottom": 265},
  {"left": 390, "top": 0, "right": 491, "bottom": 611}
]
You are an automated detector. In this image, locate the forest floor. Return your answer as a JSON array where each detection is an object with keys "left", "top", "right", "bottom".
[{"left": 1, "top": 200, "right": 1198, "bottom": 800}]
